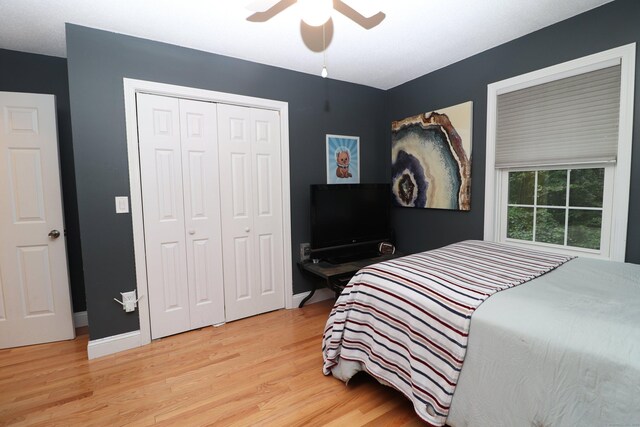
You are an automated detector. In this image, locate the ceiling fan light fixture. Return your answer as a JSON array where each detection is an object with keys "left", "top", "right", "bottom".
[{"left": 299, "top": 0, "right": 333, "bottom": 27}]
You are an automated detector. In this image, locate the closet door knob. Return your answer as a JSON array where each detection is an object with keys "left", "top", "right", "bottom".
[
  {"left": 245, "top": 227, "right": 250, "bottom": 233},
  {"left": 188, "top": 229, "right": 195, "bottom": 235}
]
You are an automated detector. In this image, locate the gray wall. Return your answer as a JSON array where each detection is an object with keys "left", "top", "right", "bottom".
[
  {"left": 65, "top": 24, "right": 387, "bottom": 339},
  {"left": 0, "top": 48, "right": 86, "bottom": 312},
  {"left": 387, "top": 0, "right": 640, "bottom": 264}
]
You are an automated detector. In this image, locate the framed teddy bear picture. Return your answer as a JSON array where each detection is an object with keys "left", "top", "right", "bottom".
[{"left": 326, "top": 134, "right": 360, "bottom": 184}]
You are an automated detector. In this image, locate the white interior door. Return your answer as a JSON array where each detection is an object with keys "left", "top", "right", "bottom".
[
  {"left": 138, "top": 94, "right": 190, "bottom": 339},
  {"left": 179, "top": 98, "right": 225, "bottom": 330},
  {"left": 217, "top": 104, "right": 284, "bottom": 322},
  {"left": 137, "top": 94, "right": 224, "bottom": 339},
  {"left": 0, "top": 91, "right": 74, "bottom": 349}
]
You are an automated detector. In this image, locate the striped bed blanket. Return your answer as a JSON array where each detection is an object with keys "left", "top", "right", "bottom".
[{"left": 322, "top": 240, "right": 574, "bottom": 425}]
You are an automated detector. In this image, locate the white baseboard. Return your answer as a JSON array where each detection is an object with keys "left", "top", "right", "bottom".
[
  {"left": 292, "top": 287, "right": 334, "bottom": 308},
  {"left": 87, "top": 330, "right": 143, "bottom": 360},
  {"left": 73, "top": 311, "right": 88, "bottom": 328}
]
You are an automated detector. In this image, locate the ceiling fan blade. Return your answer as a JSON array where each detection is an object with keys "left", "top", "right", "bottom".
[
  {"left": 334, "top": 0, "right": 385, "bottom": 30},
  {"left": 339, "top": 0, "right": 380, "bottom": 18},
  {"left": 246, "top": 0, "right": 282, "bottom": 13},
  {"left": 247, "top": 0, "right": 297, "bottom": 22}
]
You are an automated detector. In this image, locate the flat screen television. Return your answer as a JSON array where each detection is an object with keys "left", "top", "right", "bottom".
[{"left": 310, "top": 183, "right": 392, "bottom": 261}]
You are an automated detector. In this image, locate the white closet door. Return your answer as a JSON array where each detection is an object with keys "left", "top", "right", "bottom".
[
  {"left": 178, "top": 99, "right": 225, "bottom": 329},
  {"left": 138, "top": 94, "right": 225, "bottom": 339},
  {"left": 0, "top": 91, "right": 74, "bottom": 349},
  {"left": 217, "top": 104, "right": 284, "bottom": 322},
  {"left": 250, "top": 108, "right": 285, "bottom": 315},
  {"left": 138, "top": 94, "right": 190, "bottom": 339}
]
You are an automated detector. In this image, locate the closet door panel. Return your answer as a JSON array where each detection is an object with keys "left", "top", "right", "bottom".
[
  {"left": 137, "top": 93, "right": 190, "bottom": 339},
  {"left": 217, "top": 104, "right": 255, "bottom": 321},
  {"left": 179, "top": 99, "right": 225, "bottom": 329},
  {"left": 218, "top": 104, "right": 284, "bottom": 321},
  {"left": 250, "top": 108, "right": 284, "bottom": 310}
]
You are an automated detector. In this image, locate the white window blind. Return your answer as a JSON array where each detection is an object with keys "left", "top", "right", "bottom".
[{"left": 495, "top": 64, "right": 621, "bottom": 168}]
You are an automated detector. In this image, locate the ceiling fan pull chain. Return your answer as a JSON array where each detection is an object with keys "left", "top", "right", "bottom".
[{"left": 322, "top": 23, "right": 328, "bottom": 78}]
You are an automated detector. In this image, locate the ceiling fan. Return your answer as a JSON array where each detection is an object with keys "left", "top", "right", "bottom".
[{"left": 246, "top": 0, "right": 386, "bottom": 30}]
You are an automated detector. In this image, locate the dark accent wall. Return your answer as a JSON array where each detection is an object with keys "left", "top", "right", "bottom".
[
  {"left": 64, "top": 0, "right": 639, "bottom": 340},
  {"left": 0, "top": 48, "right": 86, "bottom": 312},
  {"left": 65, "top": 24, "right": 387, "bottom": 340},
  {"left": 387, "top": 0, "right": 640, "bottom": 264}
]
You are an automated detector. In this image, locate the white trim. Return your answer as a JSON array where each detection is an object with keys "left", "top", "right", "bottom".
[
  {"left": 87, "top": 330, "right": 143, "bottom": 360},
  {"left": 493, "top": 57, "right": 622, "bottom": 96},
  {"left": 123, "top": 78, "right": 293, "bottom": 350},
  {"left": 484, "top": 43, "right": 635, "bottom": 261},
  {"left": 73, "top": 311, "right": 88, "bottom": 328},
  {"left": 280, "top": 103, "right": 294, "bottom": 311},
  {"left": 612, "top": 43, "right": 636, "bottom": 261},
  {"left": 484, "top": 86, "right": 498, "bottom": 242},
  {"left": 292, "top": 288, "right": 335, "bottom": 308},
  {"left": 124, "top": 81, "right": 151, "bottom": 347}
]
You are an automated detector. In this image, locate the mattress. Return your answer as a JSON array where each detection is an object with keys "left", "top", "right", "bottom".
[
  {"left": 446, "top": 256, "right": 640, "bottom": 426},
  {"left": 322, "top": 240, "right": 574, "bottom": 425}
]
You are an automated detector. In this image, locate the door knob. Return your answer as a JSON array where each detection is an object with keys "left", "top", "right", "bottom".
[
  {"left": 188, "top": 230, "right": 195, "bottom": 235},
  {"left": 245, "top": 227, "right": 250, "bottom": 232},
  {"left": 48, "top": 229, "right": 61, "bottom": 239}
]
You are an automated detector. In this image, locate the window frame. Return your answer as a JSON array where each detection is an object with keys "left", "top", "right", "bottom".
[
  {"left": 484, "top": 44, "right": 636, "bottom": 261},
  {"left": 498, "top": 164, "right": 614, "bottom": 258}
]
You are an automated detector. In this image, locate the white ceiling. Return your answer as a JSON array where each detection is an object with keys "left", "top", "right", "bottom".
[{"left": 0, "top": 0, "right": 613, "bottom": 90}]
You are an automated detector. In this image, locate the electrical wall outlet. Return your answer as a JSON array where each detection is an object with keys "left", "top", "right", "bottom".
[
  {"left": 121, "top": 290, "right": 137, "bottom": 312},
  {"left": 300, "top": 242, "right": 311, "bottom": 262}
]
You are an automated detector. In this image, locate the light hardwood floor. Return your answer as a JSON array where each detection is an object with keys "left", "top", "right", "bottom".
[{"left": 0, "top": 300, "right": 424, "bottom": 426}]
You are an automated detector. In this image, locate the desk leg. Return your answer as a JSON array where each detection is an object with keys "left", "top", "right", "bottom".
[
  {"left": 297, "top": 262, "right": 319, "bottom": 308},
  {"left": 298, "top": 287, "right": 316, "bottom": 308}
]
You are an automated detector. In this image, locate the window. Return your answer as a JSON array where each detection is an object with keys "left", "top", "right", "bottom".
[
  {"left": 503, "top": 166, "right": 613, "bottom": 255},
  {"left": 484, "top": 44, "right": 635, "bottom": 261}
]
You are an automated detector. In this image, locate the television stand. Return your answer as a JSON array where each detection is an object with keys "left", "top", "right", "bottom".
[
  {"left": 325, "top": 250, "right": 380, "bottom": 264},
  {"left": 297, "top": 251, "right": 403, "bottom": 307}
]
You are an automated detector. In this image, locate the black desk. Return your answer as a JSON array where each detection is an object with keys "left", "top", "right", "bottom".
[{"left": 297, "top": 252, "right": 403, "bottom": 307}]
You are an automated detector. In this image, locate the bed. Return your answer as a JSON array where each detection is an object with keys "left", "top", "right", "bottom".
[{"left": 322, "top": 240, "right": 640, "bottom": 426}]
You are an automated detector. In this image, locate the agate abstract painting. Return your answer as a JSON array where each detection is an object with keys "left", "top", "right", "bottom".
[
  {"left": 391, "top": 101, "right": 472, "bottom": 210},
  {"left": 326, "top": 134, "right": 360, "bottom": 184}
]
